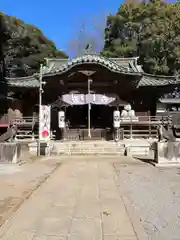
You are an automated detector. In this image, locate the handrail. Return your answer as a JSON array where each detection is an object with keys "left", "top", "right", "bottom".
[
  {"left": 0, "top": 114, "right": 173, "bottom": 126},
  {"left": 120, "top": 115, "right": 171, "bottom": 123},
  {"left": 0, "top": 115, "right": 38, "bottom": 125}
]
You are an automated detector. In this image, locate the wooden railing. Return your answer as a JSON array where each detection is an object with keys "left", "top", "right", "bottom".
[
  {"left": 13, "top": 117, "right": 38, "bottom": 140},
  {"left": 119, "top": 116, "right": 172, "bottom": 139},
  {"left": 120, "top": 115, "right": 171, "bottom": 124},
  {"left": 0, "top": 115, "right": 38, "bottom": 126},
  {"left": 0, "top": 114, "right": 175, "bottom": 140},
  {"left": 0, "top": 115, "right": 38, "bottom": 140},
  {"left": 122, "top": 127, "right": 158, "bottom": 139},
  {"left": 12, "top": 116, "right": 38, "bottom": 126},
  {"left": 0, "top": 114, "right": 171, "bottom": 126}
]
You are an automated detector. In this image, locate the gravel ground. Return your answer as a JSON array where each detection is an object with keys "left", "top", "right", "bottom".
[{"left": 114, "top": 161, "right": 180, "bottom": 240}]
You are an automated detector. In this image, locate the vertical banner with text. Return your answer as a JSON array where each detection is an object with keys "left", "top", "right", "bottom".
[
  {"left": 113, "top": 110, "right": 120, "bottom": 128},
  {"left": 39, "top": 105, "right": 51, "bottom": 141},
  {"left": 58, "top": 111, "right": 65, "bottom": 128}
]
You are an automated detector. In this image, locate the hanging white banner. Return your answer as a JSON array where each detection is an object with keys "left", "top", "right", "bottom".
[
  {"left": 113, "top": 110, "right": 120, "bottom": 128},
  {"left": 39, "top": 105, "right": 51, "bottom": 141},
  {"left": 58, "top": 111, "right": 65, "bottom": 128},
  {"left": 62, "top": 94, "right": 115, "bottom": 105}
]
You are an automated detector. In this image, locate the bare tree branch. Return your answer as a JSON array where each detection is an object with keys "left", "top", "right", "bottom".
[{"left": 67, "top": 13, "right": 107, "bottom": 57}]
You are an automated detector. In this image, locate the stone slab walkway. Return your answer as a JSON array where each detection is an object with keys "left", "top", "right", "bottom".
[
  {"left": 0, "top": 161, "right": 59, "bottom": 227},
  {"left": 0, "top": 159, "right": 146, "bottom": 240}
]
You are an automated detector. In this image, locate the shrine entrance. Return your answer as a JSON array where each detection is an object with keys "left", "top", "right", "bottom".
[
  {"left": 62, "top": 105, "right": 114, "bottom": 140},
  {"left": 91, "top": 105, "right": 113, "bottom": 128},
  {"left": 66, "top": 105, "right": 113, "bottom": 129},
  {"left": 51, "top": 93, "right": 124, "bottom": 140},
  {"left": 62, "top": 92, "right": 115, "bottom": 130}
]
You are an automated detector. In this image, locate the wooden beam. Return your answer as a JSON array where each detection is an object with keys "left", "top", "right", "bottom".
[{"left": 78, "top": 70, "right": 96, "bottom": 76}]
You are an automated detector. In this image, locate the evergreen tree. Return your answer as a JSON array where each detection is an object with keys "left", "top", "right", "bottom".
[
  {"left": 0, "top": 12, "right": 68, "bottom": 77},
  {"left": 102, "top": 0, "right": 180, "bottom": 75}
]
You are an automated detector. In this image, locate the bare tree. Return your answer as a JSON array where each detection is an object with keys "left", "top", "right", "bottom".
[{"left": 67, "top": 13, "right": 107, "bottom": 57}]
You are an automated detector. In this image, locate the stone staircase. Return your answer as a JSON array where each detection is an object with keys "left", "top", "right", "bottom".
[{"left": 51, "top": 141, "right": 125, "bottom": 156}]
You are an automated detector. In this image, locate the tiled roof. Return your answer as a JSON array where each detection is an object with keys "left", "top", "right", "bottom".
[
  {"left": 6, "top": 73, "right": 178, "bottom": 88},
  {"left": 43, "top": 55, "right": 141, "bottom": 76},
  {"left": 109, "top": 57, "right": 143, "bottom": 73},
  {"left": 138, "top": 74, "right": 179, "bottom": 86},
  {"left": 45, "top": 56, "right": 143, "bottom": 74},
  {"left": 6, "top": 75, "right": 39, "bottom": 88},
  {"left": 5, "top": 55, "right": 179, "bottom": 88},
  {"left": 6, "top": 72, "right": 179, "bottom": 88}
]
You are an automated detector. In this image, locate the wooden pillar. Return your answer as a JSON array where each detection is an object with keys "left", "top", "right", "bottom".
[{"left": 130, "top": 124, "right": 133, "bottom": 139}]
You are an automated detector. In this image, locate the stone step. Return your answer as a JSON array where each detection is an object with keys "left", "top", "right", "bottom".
[
  {"left": 53, "top": 148, "right": 122, "bottom": 151},
  {"left": 51, "top": 144, "right": 125, "bottom": 156},
  {"left": 28, "top": 140, "right": 152, "bottom": 157},
  {"left": 52, "top": 152, "right": 124, "bottom": 156},
  {"left": 52, "top": 150, "right": 124, "bottom": 153},
  {"left": 54, "top": 144, "right": 124, "bottom": 147}
]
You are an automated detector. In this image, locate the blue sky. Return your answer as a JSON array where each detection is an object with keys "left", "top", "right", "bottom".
[{"left": 0, "top": 0, "right": 122, "bottom": 54}]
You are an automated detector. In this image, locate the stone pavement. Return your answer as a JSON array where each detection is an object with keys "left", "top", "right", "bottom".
[
  {"left": 0, "top": 161, "right": 59, "bottom": 227},
  {"left": 0, "top": 159, "right": 146, "bottom": 240}
]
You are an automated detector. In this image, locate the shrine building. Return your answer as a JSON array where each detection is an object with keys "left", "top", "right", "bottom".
[{"left": 1, "top": 54, "right": 180, "bottom": 140}]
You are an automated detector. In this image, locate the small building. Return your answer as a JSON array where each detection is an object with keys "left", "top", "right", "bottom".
[{"left": 1, "top": 54, "right": 180, "bottom": 140}]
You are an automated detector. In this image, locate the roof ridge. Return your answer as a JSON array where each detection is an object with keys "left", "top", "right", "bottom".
[
  {"left": 69, "top": 54, "right": 141, "bottom": 72},
  {"left": 68, "top": 54, "right": 131, "bottom": 71},
  {"left": 45, "top": 58, "right": 69, "bottom": 61},
  {"left": 43, "top": 54, "right": 141, "bottom": 76},
  {"left": 143, "top": 73, "right": 176, "bottom": 78},
  {"left": 109, "top": 57, "right": 139, "bottom": 61},
  {"left": 5, "top": 74, "right": 37, "bottom": 81}
]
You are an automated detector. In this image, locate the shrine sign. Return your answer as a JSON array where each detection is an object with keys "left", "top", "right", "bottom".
[{"left": 62, "top": 94, "right": 116, "bottom": 105}]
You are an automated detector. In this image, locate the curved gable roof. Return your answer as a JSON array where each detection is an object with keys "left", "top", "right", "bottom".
[
  {"left": 109, "top": 57, "right": 143, "bottom": 73},
  {"left": 43, "top": 54, "right": 142, "bottom": 77},
  {"left": 4, "top": 54, "right": 180, "bottom": 88}
]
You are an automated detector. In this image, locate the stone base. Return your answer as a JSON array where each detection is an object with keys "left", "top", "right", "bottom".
[
  {"left": 28, "top": 141, "right": 53, "bottom": 156},
  {"left": 125, "top": 144, "right": 150, "bottom": 157},
  {"left": 0, "top": 143, "right": 21, "bottom": 164},
  {"left": 152, "top": 162, "right": 180, "bottom": 167},
  {"left": 154, "top": 141, "right": 180, "bottom": 167}
]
